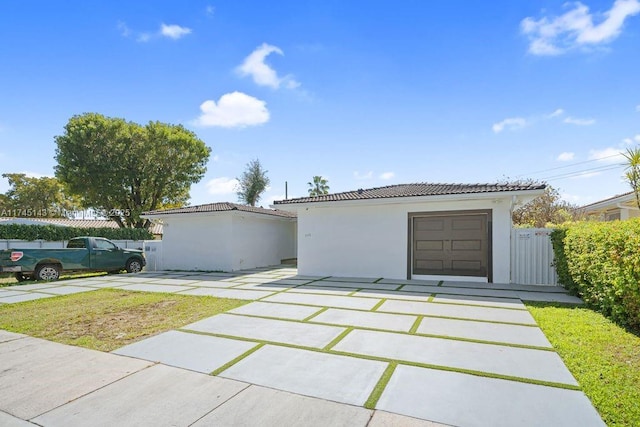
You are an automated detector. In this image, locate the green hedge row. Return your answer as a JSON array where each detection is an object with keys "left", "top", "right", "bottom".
[
  {"left": 0, "top": 223, "right": 153, "bottom": 241},
  {"left": 551, "top": 220, "right": 640, "bottom": 331}
]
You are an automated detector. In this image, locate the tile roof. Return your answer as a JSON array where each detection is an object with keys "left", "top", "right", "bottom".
[
  {"left": 0, "top": 217, "right": 164, "bottom": 235},
  {"left": 274, "top": 182, "right": 546, "bottom": 205},
  {"left": 580, "top": 191, "right": 634, "bottom": 209},
  {"left": 143, "top": 202, "right": 297, "bottom": 218}
]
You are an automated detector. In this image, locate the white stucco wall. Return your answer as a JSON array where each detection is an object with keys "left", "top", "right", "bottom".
[
  {"left": 231, "top": 214, "right": 296, "bottom": 270},
  {"left": 161, "top": 214, "right": 233, "bottom": 271},
  {"left": 295, "top": 197, "right": 514, "bottom": 283},
  {"left": 155, "top": 211, "right": 296, "bottom": 272}
]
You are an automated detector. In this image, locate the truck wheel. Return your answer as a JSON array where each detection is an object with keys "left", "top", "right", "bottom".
[
  {"left": 14, "top": 272, "right": 31, "bottom": 282},
  {"left": 126, "top": 258, "right": 143, "bottom": 274},
  {"left": 35, "top": 264, "right": 61, "bottom": 281}
]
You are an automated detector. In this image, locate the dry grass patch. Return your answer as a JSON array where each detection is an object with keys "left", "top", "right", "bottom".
[{"left": 0, "top": 289, "right": 246, "bottom": 351}]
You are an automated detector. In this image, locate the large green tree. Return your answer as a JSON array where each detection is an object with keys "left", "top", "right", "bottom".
[
  {"left": 55, "top": 113, "right": 211, "bottom": 228},
  {"left": 307, "top": 176, "right": 329, "bottom": 196},
  {"left": 623, "top": 147, "right": 640, "bottom": 210},
  {"left": 236, "top": 159, "right": 270, "bottom": 206},
  {"left": 512, "top": 185, "right": 580, "bottom": 227},
  {"left": 0, "top": 173, "right": 79, "bottom": 218}
]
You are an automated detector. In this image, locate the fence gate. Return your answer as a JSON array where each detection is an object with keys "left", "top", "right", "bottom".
[{"left": 511, "top": 228, "right": 559, "bottom": 286}]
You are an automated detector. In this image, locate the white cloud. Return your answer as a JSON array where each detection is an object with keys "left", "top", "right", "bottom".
[
  {"left": 236, "top": 43, "right": 300, "bottom": 89},
  {"left": 588, "top": 147, "right": 626, "bottom": 162},
  {"left": 492, "top": 117, "right": 527, "bottom": 133},
  {"left": 548, "top": 108, "right": 565, "bottom": 118},
  {"left": 563, "top": 116, "right": 596, "bottom": 125},
  {"left": 212, "top": 155, "right": 220, "bottom": 162},
  {"left": 205, "top": 5, "right": 215, "bottom": 17},
  {"left": 192, "top": 92, "right": 269, "bottom": 128},
  {"left": 160, "top": 23, "right": 192, "bottom": 40},
  {"left": 636, "top": 104, "right": 640, "bottom": 112},
  {"left": 379, "top": 172, "right": 395, "bottom": 180},
  {"left": 636, "top": 134, "right": 640, "bottom": 142},
  {"left": 521, "top": 0, "right": 640, "bottom": 55},
  {"left": 206, "top": 177, "right": 239, "bottom": 195},
  {"left": 118, "top": 22, "right": 192, "bottom": 42},
  {"left": 557, "top": 152, "right": 575, "bottom": 161},
  {"left": 353, "top": 171, "right": 373, "bottom": 180}
]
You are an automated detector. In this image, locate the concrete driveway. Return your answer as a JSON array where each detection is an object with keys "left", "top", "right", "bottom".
[{"left": 0, "top": 267, "right": 604, "bottom": 426}]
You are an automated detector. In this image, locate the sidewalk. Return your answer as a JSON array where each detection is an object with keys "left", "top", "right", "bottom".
[{"left": 0, "top": 330, "right": 440, "bottom": 427}]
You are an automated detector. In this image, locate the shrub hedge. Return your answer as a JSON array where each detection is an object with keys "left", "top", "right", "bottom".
[
  {"left": 551, "top": 220, "right": 640, "bottom": 331},
  {"left": 0, "top": 223, "right": 153, "bottom": 241}
]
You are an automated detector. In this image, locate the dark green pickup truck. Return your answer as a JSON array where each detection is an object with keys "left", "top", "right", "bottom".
[{"left": 0, "top": 236, "right": 145, "bottom": 281}]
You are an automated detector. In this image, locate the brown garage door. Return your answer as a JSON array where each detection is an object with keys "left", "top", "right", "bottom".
[{"left": 412, "top": 213, "right": 489, "bottom": 278}]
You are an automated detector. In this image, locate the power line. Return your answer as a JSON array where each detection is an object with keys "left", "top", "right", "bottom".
[
  {"left": 540, "top": 163, "right": 624, "bottom": 182},
  {"left": 516, "top": 152, "right": 624, "bottom": 178}
]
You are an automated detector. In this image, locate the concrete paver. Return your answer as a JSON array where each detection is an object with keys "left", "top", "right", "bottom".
[
  {"left": 288, "top": 286, "right": 355, "bottom": 295},
  {"left": 145, "top": 278, "right": 200, "bottom": 286},
  {"left": 221, "top": 345, "right": 388, "bottom": 406},
  {"left": 38, "top": 286, "right": 97, "bottom": 295},
  {"left": 432, "top": 294, "right": 525, "bottom": 310},
  {"left": 178, "top": 287, "right": 274, "bottom": 300},
  {"left": 0, "top": 337, "right": 152, "bottom": 419},
  {"left": 0, "top": 293, "right": 55, "bottom": 303},
  {"left": 1, "top": 283, "right": 60, "bottom": 291},
  {"left": 368, "top": 411, "right": 450, "bottom": 427},
  {"left": 378, "top": 300, "right": 537, "bottom": 324},
  {"left": 0, "top": 411, "right": 36, "bottom": 427},
  {"left": 228, "top": 301, "right": 322, "bottom": 320},
  {"left": 376, "top": 365, "right": 604, "bottom": 427},
  {"left": 263, "top": 292, "right": 381, "bottom": 310},
  {"left": 184, "top": 313, "right": 346, "bottom": 348},
  {"left": 192, "top": 385, "right": 373, "bottom": 427},
  {"left": 0, "top": 290, "right": 30, "bottom": 298},
  {"left": 353, "top": 289, "right": 432, "bottom": 302},
  {"left": 517, "top": 291, "right": 584, "bottom": 304},
  {"left": 0, "top": 330, "right": 26, "bottom": 343},
  {"left": 312, "top": 308, "right": 417, "bottom": 332},
  {"left": 117, "top": 283, "right": 196, "bottom": 293},
  {"left": 309, "top": 280, "right": 400, "bottom": 291},
  {"left": 32, "top": 364, "right": 248, "bottom": 427},
  {"left": 417, "top": 317, "right": 552, "bottom": 347},
  {"left": 113, "top": 330, "right": 258, "bottom": 373},
  {"left": 334, "top": 329, "right": 577, "bottom": 385},
  {"left": 403, "top": 285, "right": 520, "bottom": 298}
]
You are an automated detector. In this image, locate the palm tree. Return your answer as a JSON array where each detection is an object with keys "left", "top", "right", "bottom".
[
  {"left": 623, "top": 147, "right": 640, "bottom": 210},
  {"left": 307, "top": 176, "right": 329, "bottom": 197}
]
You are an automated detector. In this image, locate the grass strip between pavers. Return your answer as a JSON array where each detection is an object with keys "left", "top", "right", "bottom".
[
  {"left": 210, "top": 343, "right": 265, "bottom": 376},
  {"left": 427, "top": 293, "right": 436, "bottom": 302},
  {"left": 370, "top": 298, "right": 387, "bottom": 312},
  {"left": 301, "top": 306, "right": 329, "bottom": 322},
  {"left": 373, "top": 278, "right": 384, "bottom": 283},
  {"left": 364, "top": 362, "right": 397, "bottom": 409},
  {"left": 409, "top": 316, "right": 423, "bottom": 334},
  {"left": 437, "top": 280, "right": 444, "bottom": 286},
  {"left": 323, "top": 327, "right": 354, "bottom": 350},
  {"left": 179, "top": 328, "right": 580, "bottom": 391}
]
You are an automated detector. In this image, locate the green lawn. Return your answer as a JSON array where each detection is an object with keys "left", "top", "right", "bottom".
[
  {"left": 0, "top": 289, "right": 246, "bottom": 351},
  {"left": 527, "top": 302, "right": 640, "bottom": 426}
]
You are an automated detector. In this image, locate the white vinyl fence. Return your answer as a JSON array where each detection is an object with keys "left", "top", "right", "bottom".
[{"left": 511, "top": 228, "right": 559, "bottom": 286}]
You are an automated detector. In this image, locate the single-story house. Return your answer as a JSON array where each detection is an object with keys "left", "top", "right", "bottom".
[
  {"left": 580, "top": 191, "right": 640, "bottom": 221},
  {"left": 0, "top": 217, "right": 163, "bottom": 239},
  {"left": 274, "top": 182, "right": 545, "bottom": 283},
  {"left": 142, "top": 202, "right": 297, "bottom": 272}
]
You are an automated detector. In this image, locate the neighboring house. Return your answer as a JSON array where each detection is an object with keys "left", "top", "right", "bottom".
[
  {"left": 274, "top": 182, "right": 545, "bottom": 284},
  {"left": 580, "top": 191, "right": 640, "bottom": 221},
  {"left": 142, "top": 202, "right": 297, "bottom": 272},
  {"left": 0, "top": 217, "right": 163, "bottom": 239}
]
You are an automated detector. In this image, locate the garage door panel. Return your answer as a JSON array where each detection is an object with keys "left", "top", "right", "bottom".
[
  {"left": 416, "top": 240, "right": 444, "bottom": 251},
  {"left": 451, "top": 218, "right": 483, "bottom": 231},
  {"left": 451, "top": 240, "right": 482, "bottom": 251},
  {"left": 452, "top": 260, "right": 484, "bottom": 272},
  {"left": 416, "top": 259, "right": 444, "bottom": 271},
  {"left": 415, "top": 219, "right": 444, "bottom": 231}
]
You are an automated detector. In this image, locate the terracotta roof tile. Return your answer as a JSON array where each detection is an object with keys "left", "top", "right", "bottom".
[
  {"left": 144, "top": 202, "right": 296, "bottom": 218},
  {"left": 274, "top": 182, "right": 546, "bottom": 205}
]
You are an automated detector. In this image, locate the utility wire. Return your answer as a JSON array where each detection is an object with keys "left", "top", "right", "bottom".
[
  {"left": 516, "top": 152, "right": 624, "bottom": 178},
  {"left": 541, "top": 163, "right": 624, "bottom": 181}
]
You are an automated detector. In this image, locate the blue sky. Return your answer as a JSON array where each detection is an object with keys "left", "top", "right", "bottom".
[{"left": 1, "top": 0, "right": 639, "bottom": 208}]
